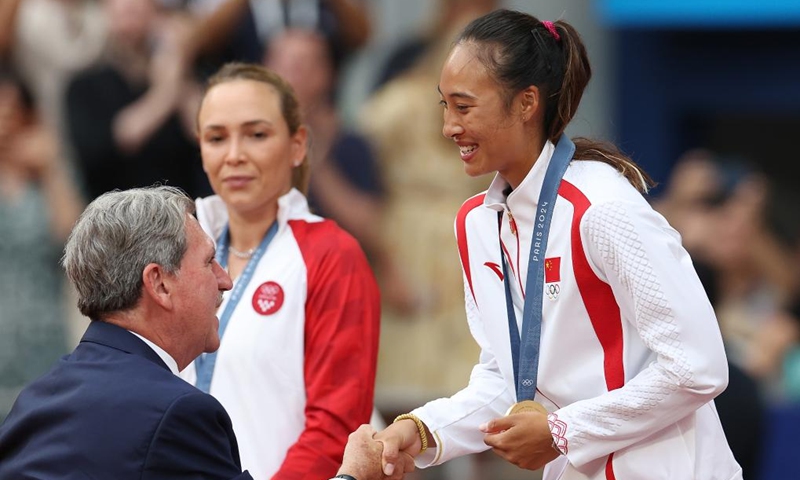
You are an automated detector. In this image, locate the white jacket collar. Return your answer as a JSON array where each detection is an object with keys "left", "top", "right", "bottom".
[
  {"left": 194, "top": 188, "right": 311, "bottom": 242},
  {"left": 484, "top": 140, "right": 556, "bottom": 214}
]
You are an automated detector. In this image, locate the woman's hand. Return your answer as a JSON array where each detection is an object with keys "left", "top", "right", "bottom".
[
  {"left": 481, "top": 412, "right": 561, "bottom": 471},
  {"left": 373, "top": 419, "right": 425, "bottom": 476}
]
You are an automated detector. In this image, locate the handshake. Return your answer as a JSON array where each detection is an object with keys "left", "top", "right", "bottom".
[
  {"left": 334, "top": 425, "right": 419, "bottom": 480},
  {"left": 334, "top": 408, "right": 562, "bottom": 479}
]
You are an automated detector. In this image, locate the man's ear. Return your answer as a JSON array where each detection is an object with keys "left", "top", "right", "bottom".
[{"left": 142, "top": 263, "right": 174, "bottom": 310}]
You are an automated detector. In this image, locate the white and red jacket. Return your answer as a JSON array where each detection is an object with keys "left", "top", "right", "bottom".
[
  {"left": 181, "top": 189, "right": 380, "bottom": 480},
  {"left": 412, "top": 141, "right": 742, "bottom": 480}
]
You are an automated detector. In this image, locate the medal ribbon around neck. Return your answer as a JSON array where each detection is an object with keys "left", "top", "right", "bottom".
[
  {"left": 194, "top": 221, "right": 279, "bottom": 393},
  {"left": 499, "top": 135, "right": 575, "bottom": 402}
]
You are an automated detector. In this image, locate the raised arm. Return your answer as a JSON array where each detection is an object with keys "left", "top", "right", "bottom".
[
  {"left": 180, "top": 0, "right": 249, "bottom": 63},
  {"left": 324, "top": 0, "right": 371, "bottom": 50},
  {"left": 0, "top": 0, "right": 22, "bottom": 59}
]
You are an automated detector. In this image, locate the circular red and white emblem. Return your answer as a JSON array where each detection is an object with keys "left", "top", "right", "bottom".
[{"left": 252, "top": 281, "right": 284, "bottom": 315}]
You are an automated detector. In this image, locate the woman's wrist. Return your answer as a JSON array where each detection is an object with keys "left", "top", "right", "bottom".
[{"left": 393, "top": 413, "right": 430, "bottom": 454}]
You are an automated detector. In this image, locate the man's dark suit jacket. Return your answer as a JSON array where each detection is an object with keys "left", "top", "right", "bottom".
[{"left": 0, "top": 320, "right": 252, "bottom": 479}]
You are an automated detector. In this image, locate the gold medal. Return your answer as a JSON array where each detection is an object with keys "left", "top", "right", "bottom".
[{"left": 505, "top": 400, "right": 548, "bottom": 416}]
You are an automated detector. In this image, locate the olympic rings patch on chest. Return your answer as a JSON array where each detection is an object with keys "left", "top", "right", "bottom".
[{"left": 546, "top": 283, "right": 560, "bottom": 301}]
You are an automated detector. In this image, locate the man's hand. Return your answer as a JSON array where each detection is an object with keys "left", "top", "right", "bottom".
[
  {"left": 338, "top": 425, "right": 414, "bottom": 480},
  {"left": 481, "top": 412, "right": 561, "bottom": 471}
]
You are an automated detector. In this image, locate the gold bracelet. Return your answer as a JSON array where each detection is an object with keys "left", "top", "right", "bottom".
[{"left": 393, "top": 413, "right": 428, "bottom": 454}]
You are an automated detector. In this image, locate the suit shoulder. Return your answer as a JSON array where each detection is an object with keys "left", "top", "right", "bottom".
[{"left": 166, "top": 390, "right": 226, "bottom": 414}]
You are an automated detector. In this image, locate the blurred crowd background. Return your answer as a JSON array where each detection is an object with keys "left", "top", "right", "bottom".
[{"left": 1, "top": 0, "right": 798, "bottom": 479}]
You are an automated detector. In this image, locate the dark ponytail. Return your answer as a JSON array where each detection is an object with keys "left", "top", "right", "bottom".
[
  {"left": 547, "top": 20, "right": 587, "bottom": 142},
  {"left": 458, "top": 10, "right": 655, "bottom": 193}
]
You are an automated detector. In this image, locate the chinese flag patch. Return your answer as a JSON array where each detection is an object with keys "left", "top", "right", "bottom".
[{"left": 544, "top": 257, "right": 561, "bottom": 283}]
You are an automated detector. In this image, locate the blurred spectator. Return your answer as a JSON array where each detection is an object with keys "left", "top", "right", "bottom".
[
  {"left": 1, "top": 0, "right": 106, "bottom": 156},
  {"left": 749, "top": 295, "right": 800, "bottom": 401},
  {"left": 653, "top": 150, "right": 796, "bottom": 373},
  {"left": 265, "top": 28, "right": 414, "bottom": 313},
  {"left": 372, "top": 0, "right": 498, "bottom": 92},
  {"left": 781, "top": 298, "right": 800, "bottom": 399},
  {"left": 65, "top": 0, "right": 210, "bottom": 200},
  {"left": 0, "top": 68, "right": 84, "bottom": 421},
  {"left": 358, "top": 13, "right": 493, "bottom": 403},
  {"left": 0, "top": 0, "right": 21, "bottom": 59},
  {"left": 649, "top": 149, "right": 725, "bottom": 262},
  {"left": 653, "top": 149, "right": 800, "bottom": 478},
  {"left": 709, "top": 168, "right": 796, "bottom": 373},
  {"left": 181, "top": 0, "right": 370, "bottom": 77}
]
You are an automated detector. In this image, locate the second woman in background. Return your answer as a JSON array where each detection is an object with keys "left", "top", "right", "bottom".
[{"left": 181, "top": 62, "right": 380, "bottom": 480}]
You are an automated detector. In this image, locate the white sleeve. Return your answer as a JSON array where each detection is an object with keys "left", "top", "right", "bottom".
[
  {"left": 552, "top": 199, "right": 729, "bottom": 467},
  {"left": 411, "top": 276, "right": 515, "bottom": 467}
]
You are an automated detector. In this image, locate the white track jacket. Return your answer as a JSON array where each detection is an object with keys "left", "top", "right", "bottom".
[{"left": 412, "top": 141, "right": 743, "bottom": 480}]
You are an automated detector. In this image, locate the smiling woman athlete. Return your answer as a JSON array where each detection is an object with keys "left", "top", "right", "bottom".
[{"left": 373, "top": 9, "right": 743, "bottom": 480}]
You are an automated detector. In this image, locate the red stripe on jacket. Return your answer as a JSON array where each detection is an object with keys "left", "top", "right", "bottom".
[
  {"left": 558, "top": 180, "right": 625, "bottom": 480},
  {"left": 282, "top": 219, "right": 380, "bottom": 479},
  {"left": 456, "top": 194, "right": 487, "bottom": 304},
  {"left": 558, "top": 180, "right": 625, "bottom": 391},
  {"left": 559, "top": 180, "right": 622, "bottom": 480}
]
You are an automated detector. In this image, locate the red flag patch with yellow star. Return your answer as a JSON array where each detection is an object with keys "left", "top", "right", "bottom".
[{"left": 545, "top": 257, "right": 561, "bottom": 283}]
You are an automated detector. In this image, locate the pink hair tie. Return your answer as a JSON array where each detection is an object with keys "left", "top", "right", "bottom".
[{"left": 542, "top": 21, "right": 560, "bottom": 42}]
